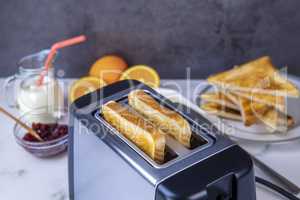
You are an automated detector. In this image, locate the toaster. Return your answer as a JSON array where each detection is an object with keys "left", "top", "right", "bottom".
[{"left": 69, "top": 80, "right": 256, "bottom": 200}]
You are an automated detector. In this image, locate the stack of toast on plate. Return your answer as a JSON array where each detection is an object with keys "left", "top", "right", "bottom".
[{"left": 200, "top": 56, "right": 299, "bottom": 132}]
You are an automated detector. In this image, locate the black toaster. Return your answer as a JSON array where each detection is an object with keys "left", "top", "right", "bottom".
[{"left": 69, "top": 80, "right": 256, "bottom": 200}]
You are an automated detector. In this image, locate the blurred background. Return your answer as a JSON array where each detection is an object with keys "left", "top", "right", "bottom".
[{"left": 1, "top": 0, "right": 300, "bottom": 78}]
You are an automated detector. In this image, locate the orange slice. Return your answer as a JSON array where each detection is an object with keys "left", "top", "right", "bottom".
[
  {"left": 89, "top": 55, "right": 128, "bottom": 84},
  {"left": 120, "top": 65, "right": 160, "bottom": 88},
  {"left": 69, "top": 76, "right": 107, "bottom": 102}
]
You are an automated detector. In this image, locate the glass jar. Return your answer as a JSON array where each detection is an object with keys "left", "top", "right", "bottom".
[{"left": 4, "top": 50, "right": 63, "bottom": 122}]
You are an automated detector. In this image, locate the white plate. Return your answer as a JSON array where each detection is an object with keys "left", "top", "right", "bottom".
[{"left": 156, "top": 77, "right": 300, "bottom": 143}]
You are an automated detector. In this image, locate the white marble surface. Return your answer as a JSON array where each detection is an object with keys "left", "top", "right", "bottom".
[{"left": 0, "top": 79, "right": 299, "bottom": 200}]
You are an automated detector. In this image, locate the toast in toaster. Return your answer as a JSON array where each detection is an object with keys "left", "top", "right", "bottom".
[
  {"left": 207, "top": 56, "right": 299, "bottom": 97},
  {"left": 102, "top": 101, "right": 166, "bottom": 163},
  {"left": 128, "top": 90, "right": 192, "bottom": 148}
]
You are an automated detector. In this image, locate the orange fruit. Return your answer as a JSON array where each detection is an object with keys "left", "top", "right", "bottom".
[
  {"left": 69, "top": 76, "right": 107, "bottom": 102},
  {"left": 89, "top": 55, "right": 128, "bottom": 84},
  {"left": 120, "top": 65, "right": 160, "bottom": 88}
]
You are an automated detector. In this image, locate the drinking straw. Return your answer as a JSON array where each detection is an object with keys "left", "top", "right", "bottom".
[{"left": 37, "top": 35, "right": 87, "bottom": 85}]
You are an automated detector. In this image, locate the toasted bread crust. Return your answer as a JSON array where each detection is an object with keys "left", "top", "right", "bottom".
[
  {"left": 201, "top": 102, "right": 242, "bottom": 121},
  {"left": 258, "top": 109, "right": 295, "bottom": 132},
  {"left": 203, "top": 56, "right": 298, "bottom": 132},
  {"left": 208, "top": 56, "right": 299, "bottom": 97},
  {"left": 128, "top": 90, "right": 192, "bottom": 148},
  {"left": 222, "top": 92, "right": 269, "bottom": 126},
  {"left": 234, "top": 91, "right": 286, "bottom": 112},
  {"left": 200, "top": 92, "right": 239, "bottom": 110},
  {"left": 102, "top": 101, "right": 165, "bottom": 163},
  {"left": 208, "top": 56, "right": 275, "bottom": 88}
]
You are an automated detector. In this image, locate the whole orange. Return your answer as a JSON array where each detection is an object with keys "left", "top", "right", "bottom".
[{"left": 89, "top": 55, "right": 128, "bottom": 84}]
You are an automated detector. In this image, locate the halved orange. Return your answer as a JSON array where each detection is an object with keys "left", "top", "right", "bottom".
[
  {"left": 69, "top": 76, "right": 107, "bottom": 102},
  {"left": 120, "top": 65, "right": 160, "bottom": 88},
  {"left": 89, "top": 55, "right": 128, "bottom": 84}
]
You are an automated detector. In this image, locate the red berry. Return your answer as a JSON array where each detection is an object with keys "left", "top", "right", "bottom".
[
  {"left": 36, "top": 123, "right": 42, "bottom": 130},
  {"left": 23, "top": 133, "right": 39, "bottom": 142},
  {"left": 24, "top": 123, "right": 68, "bottom": 142},
  {"left": 32, "top": 123, "right": 38, "bottom": 130}
]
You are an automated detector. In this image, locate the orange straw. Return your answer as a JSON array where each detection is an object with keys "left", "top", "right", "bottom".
[{"left": 37, "top": 35, "right": 87, "bottom": 85}]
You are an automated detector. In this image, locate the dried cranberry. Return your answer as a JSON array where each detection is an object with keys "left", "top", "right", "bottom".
[
  {"left": 58, "top": 128, "right": 64, "bottom": 136},
  {"left": 23, "top": 133, "right": 39, "bottom": 142},
  {"left": 40, "top": 124, "right": 47, "bottom": 132},
  {"left": 50, "top": 124, "right": 58, "bottom": 132},
  {"left": 52, "top": 130, "right": 60, "bottom": 139},
  {"left": 23, "top": 123, "right": 68, "bottom": 142},
  {"left": 59, "top": 126, "right": 68, "bottom": 136},
  {"left": 39, "top": 130, "right": 48, "bottom": 139},
  {"left": 36, "top": 123, "right": 42, "bottom": 130},
  {"left": 32, "top": 123, "right": 38, "bottom": 130}
]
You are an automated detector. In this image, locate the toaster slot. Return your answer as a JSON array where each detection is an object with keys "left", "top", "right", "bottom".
[
  {"left": 164, "top": 146, "right": 178, "bottom": 163},
  {"left": 95, "top": 105, "right": 180, "bottom": 166},
  {"left": 134, "top": 90, "right": 212, "bottom": 146},
  {"left": 141, "top": 91, "right": 212, "bottom": 151},
  {"left": 189, "top": 132, "right": 209, "bottom": 150},
  {"left": 94, "top": 90, "right": 214, "bottom": 168}
]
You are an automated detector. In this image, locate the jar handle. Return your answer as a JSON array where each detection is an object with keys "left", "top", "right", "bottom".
[{"left": 3, "top": 75, "right": 18, "bottom": 108}]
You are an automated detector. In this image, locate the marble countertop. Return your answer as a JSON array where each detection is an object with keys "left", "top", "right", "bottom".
[{"left": 0, "top": 79, "right": 299, "bottom": 200}]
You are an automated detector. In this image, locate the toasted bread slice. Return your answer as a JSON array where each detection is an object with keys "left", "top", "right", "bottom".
[
  {"left": 207, "top": 56, "right": 299, "bottom": 97},
  {"left": 208, "top": 56, "right": 275, "bottom": 89},
  {"left": 222, "top": 91, "right": 240, "bottom": 105},
  {"left": 258, "top": 109, "right": 295, "bottom": 132},
  {"left": 252, "top": 72, "right": 300, "bottom": 97},
  {"left": 270, "top": 72, "right": 299, "bottom": 97},
  {"left": 234, "top": 91, "right": 286, "bottom": 112},
  {"left": 238, "top": 97, "right": 258, "bottom": 126},
  {"left": 201, "top": 91, "right": 294, "bottom": 131},
  {"left": 128, "top": 90, "right": 192, "bottom": 148},
  {"left": 200, "top": 92, "right": 239, "bottom": 110},
  {"left": 102, "top": 101, "right": 166, "bottom": 163},
  {"left": 225, "top": 92, "right": 269, "bottom": 126},
  {"left": 201, "top": 102, "right": 242, "bottom": 121}
]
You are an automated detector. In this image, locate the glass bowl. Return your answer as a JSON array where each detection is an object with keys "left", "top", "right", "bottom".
[{"left": 13, "top": 108, "right": 68, "bottom": 158}]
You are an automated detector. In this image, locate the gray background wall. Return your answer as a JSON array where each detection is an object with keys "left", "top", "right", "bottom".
[{"left": 1, "top": 0, "right": 300, "bottom": 78}]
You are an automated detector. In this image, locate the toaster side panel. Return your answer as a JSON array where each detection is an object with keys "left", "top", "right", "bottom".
[
  {"left": 69, "top": 118, "right": 155, "bottom": 200},
  {"left": 155, "top": 145, "right": 256, "bottom": 200}
]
